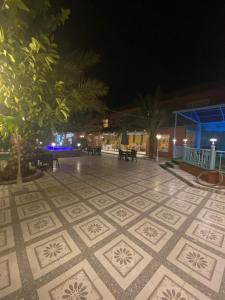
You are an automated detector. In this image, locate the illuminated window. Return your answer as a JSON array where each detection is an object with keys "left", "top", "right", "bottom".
[
  {"left": 158, "top": 134, "right": 170, "bottom": 152},
  {"left": 103, "top": 119, "right": 109, "bottom": 128}
]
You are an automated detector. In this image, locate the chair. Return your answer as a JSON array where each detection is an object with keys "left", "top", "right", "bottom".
[{"left": 131, "top": 149, "right": 137, "bottom": 162}]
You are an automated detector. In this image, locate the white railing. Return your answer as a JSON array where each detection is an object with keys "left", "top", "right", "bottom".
[
  {"left": 183, "top": 147, "right": 211, "bottom": 169},
  {"left": 215, "top": 151, "right": 225, "bottom": 171}
]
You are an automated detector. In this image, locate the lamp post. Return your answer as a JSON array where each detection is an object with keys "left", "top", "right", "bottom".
[
  {"left": 156, "top": 134, "right": 161, "bottom": 161},
  {"left": 51, "top": 142, "right": 56, "bottom": 151},
  {"left": 172, "top": 138, "right": 177, "bottom": 159},
  {"left": 209, "top": 138, "right": 217, "bottom": 170},
  {"left": 182, "top": 138, "right": 188, "bottom": 161}
]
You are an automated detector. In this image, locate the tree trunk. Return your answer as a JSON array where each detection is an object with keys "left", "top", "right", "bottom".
[
  {"left": 2, "top": 134, "right": 29, "bottom": 181},
  {"left": 148, "top": 132, "right": 156, "bottom": 158}
]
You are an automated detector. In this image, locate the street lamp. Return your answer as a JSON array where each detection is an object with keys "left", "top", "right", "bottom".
[
  {"left": 51, "top": 142, "right": 56, "bottom": 151},
  {"left": 183, "top": 138, "right": 188, "bottom": 145},
  {"left": 209, "top": 138, "right": 217, "bottom": 145},
  {"left": 156, "top": 134, "right": 161, "bottom": 161}
]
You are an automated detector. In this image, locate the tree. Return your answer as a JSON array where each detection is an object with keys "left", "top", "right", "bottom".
[{"left": 0, "top": 0, "right": 71, "bottom": 185}]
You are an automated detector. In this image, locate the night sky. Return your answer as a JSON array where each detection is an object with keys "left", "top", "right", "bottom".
[{"left": 55, "top": 1, "right": 225, "bottom": 108}]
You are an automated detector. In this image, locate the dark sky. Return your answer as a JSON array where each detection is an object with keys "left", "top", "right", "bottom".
[{"left": 55, "top": 1, "right": 225, "bottom": 108}]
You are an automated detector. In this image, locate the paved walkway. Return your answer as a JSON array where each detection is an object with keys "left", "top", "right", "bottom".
[{"left": 0, "top": 155, "right": 225, "bottom": 299}]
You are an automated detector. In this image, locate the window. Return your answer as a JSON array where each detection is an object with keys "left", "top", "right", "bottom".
[
  {"left": 158, "top": 134, "right": 170, "bottom": 152},
  {"left": 103, "top": 119, "right": 109, "bottom": 128}
]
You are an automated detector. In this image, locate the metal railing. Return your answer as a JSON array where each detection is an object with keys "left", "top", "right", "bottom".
[
  {"left": 215, "top": 151, "right": 225, "bottom": 171},
  {"left": 183, "top": 147, "right": 211, "bottom": 169}
]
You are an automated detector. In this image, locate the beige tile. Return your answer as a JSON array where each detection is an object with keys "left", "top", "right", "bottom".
[
  {"left": 0, "top": 197, "right": 9, "bottom": 209},
  {"left": 124, "top": 184, "right": 147, "bottom": 193},
  {"left": 0, "top": 252, "right": 22, "bottom": 299},
  {"left": 73, "top": 215, "right": 116, "bottom": 247},
  {"left": 142, "top": 190, "right": 168, "bottom": 203},
  {"left": 75, "top": 187, "right": 101, "bottom": 199},
  {"left": 184, "top": 186, "right": 208, "bottom": 197},
  {"left": 50, "top": 193, "right": 80, "bottom": 208},
  {"left": 108, "top": 188, "right": 134, "bottom": 200},
  {"left": 167, "top": 237, "right": 225, "bottom": 292},
  {"left": 205, "top": 199, "right": 225, "bottom": 214},
  {"left": 60, "top": 202, "right": 95, "bottom": 223},
  {"left": 185, "top": 220, "right": 225, "bottom": 254},
  {"left": 197, "top": 208, "right": 225, "bottom": 229},
  {"left": 126, "top": 196, "right": 156, "bottom": 212},
  {"left": 0, "top": 209, "right": 11, "bottom": 226},
  {"left": 26, "top": 230, "right": 81, "bottom": 279},
  {"left": 164, "top": 198, "right": 197, "bottom": 215},
  {"left": 128, "top": 218, "right": 173, "bottom": 252},
  {"left": 87, "top": 194, "right": 117, "bottom": 210},
  {"left": 95, "top": 234, "right": 152, "bottom": 289},
  {"left": 0, "top": 226, "right": 15, "bottom": 252},
  {"left": 104, "top": 204, "right": 140, "bottom": 226},
  {"left": 17, "top": 200, "right": 51, "bottom": 220},
  {"left": 135, "top": 265, "right": 211, "bottom": 300},
  {"left": 20, "top": 212, "right": 62, "bottom": 242},
  {"left": 175, "top": 191, "right": 204, "bottom": 204},
  {"left": 37, "top": 259, "right": 115, "bottom": 300},
  {"left": 149, "top": 206, "right": 187, "bottom": 229},
  {"left": 210, "top": 193, "right": 225, "bottom": 202},
  {"left": 15, "top": 191, "right": 43, "bottom": 206}
]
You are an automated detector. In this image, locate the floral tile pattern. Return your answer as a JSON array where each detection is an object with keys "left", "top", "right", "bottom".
[
  {"left": 95, "top": 234, "right": 152, "bottom": 289},
  {"left": 164, "top": 198, "right": 197, "bottom": 215},
  {"left": 149, "top": 207, "right": 187, "bottom": 229},
  {"left": 104, "top": 204, "right": 140, "bottom": 226},
  {"left": 135, "top": 265, "right": 211, "bottom": 300},
  {"left": 17, "top": 200, "right": 51, "bottom": 220},
  {"left": 167, "top": 238, "right": 225, "bottom": 292},
  {"left": 125, "top": 196, "right": 156, "bottom": 212},
  {"left": 142, "top": 190, "right": 168, "bottom": 203},
  {"left": 197, "top": 208, "right": 225, "bottom": 229},
  {"left": 0, "top": 252, "right": 22, "bottom": 299},
  {"left": 75, "top": 186, "right": 101, "bottom": 199},
  {"left": 26, "top": 230, "right": 81, "bottom": 279},
  {"left": 128, "top": 218, "right": 173, "bottom": 252},
  {"left": 185, "top": 220, "right": 225, "bottom": 254},
  {"left": 0, "top": 226, "right": 15, "bottom": 253},
  {"left": 50, "top": 193, "right": 80, "bottom": 208},
  {"left": 1, "top": 157, "right": 225, "bottom": 299},
  {"left": 108, "top": 188, "right": 134, "bottom": 200},
  {"left": 20, "top": 212, "right": 62, "bottom": 242},
  {"left": 15, "top": 191, "right": 43, "bottom": 206},
  {"left": 60, "top": 202, "right": 95, "bottom": 223},
  {"left": 205, "top": 199, "right": 225, "bottom": 214},
  {"left": 37, "top": 259, "right": 115, "bottom": 300},
  {"left": 73, "top": 215, "right": 116, "bottom": 247},
  {"left": 87, "top": 194, "right": 117, "bottom": 210},
  {"left": 176, "top": 191, "right": 204, "bottom": 204}
]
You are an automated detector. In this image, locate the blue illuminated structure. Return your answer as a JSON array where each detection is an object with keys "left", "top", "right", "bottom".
[
  {"left": 173, "top": 104, "right": 225, "bottom": 151},
  {"left": 45, "top": 145, "right": 74, "bottom": 151}
]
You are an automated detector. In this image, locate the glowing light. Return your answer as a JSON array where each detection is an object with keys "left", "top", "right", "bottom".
[
  {"left": 172, "top": 138, "right": 177, "bottom": 144},
  {"left": 77, "top": 143, "right": 81, "bottom": 147},
  {"left": 183, "top": 138, "right": 188, "bottom": 144},
  {"left": 22, "top": 116, "right": 25, "bottom": 121},
  {"left": 210, "top": 138, "right": 217, "bottom": 145},
  {"left": 39, "top": 141, "right": 43, "bottom": 145},
  {"left": 156, "top": 134, "right": 161, "bottom": 140},
  {"left": 80, "top": 135, "right": 85, "bottom": 138},
  {"left": 51, "top": 142, "right": 56, "bottom": 147}
]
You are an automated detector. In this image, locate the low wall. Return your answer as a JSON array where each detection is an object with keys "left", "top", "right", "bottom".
[{"left": 180, "top": 162, "right": 225, "bottom": 185}]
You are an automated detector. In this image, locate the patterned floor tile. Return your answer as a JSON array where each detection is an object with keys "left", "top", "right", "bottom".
[
  {"left": 142, "top": 190, "right": 168, "bottom": 203},
  {"left": 126, "top": 196, "right": 156, "bottom": 212},
  {"left": 135, "top": 265, "right": 211, "bottom": 300},
  {"left": 38, "top": 180, "right": 59, "bottom": 189},
  {"left": 124, "top": 183, "right": 147, "bottom": 193},
  {"left": 0, "top": 197, "right": 9, "bottom": 209},
  {"left": 153, "top": 185, "right": 178, "bottom": 195},
  {"left": 175, "top": 191, "right": 204, "bottom": 204},
  {"left": 197, "top": 208, "right": 225, "bottom": 229},
  {"left": 184, "top": 186, "right": 208, "bottom": 197},
  {"left": 60, "top": 202, "right": 95, "bottom": 223},
  {"left": 109, "top": 179, "right": 131, "bottom": 187},
  {"left": 75, "top": 186, "right": 101, "bottom": 199},
  {"left": 20, "top": 212, "right": 62, "bottom": 242},
  {"left": 93, "top": 182, "right": 117, "bottom": 192},
  {"left": 137, "top": 180, "right": 159, "bottom": 188},
  {"left": 43, "top": 185, "right": 69, "bottom": 197},
  {"left": 205, "top": 199, "right": 225, "bottom": 214},
  {"left": 149, "top": 207, "right": 187, "bottom": 229},
  {"left": 37, "top": 259, "right": 115, "bottom": 300},
  {"left": 210, "top": 193, "right": 225, "bottom": 202},
  {"left": 95, "top": 234, "right": 152, "bottom": 289},
  {"left": 167, "top": 237, "right": 225, "bottom": 292},
  {"left": 0, "top": 190, "right": 9, "bottom": 198},
  {"left": 0, "top": 226, "right": 15, "bottom": 252},
  {"left": 87, "top": 194, "right": 117, "bottom": 210},
  {"left": 164, "top": 198, "right": 197, "bottom": 215},
  {"left": 0, "top": 209, "right": 11, "bottom": 226},
  {"left": 17, "top": 200, "right": 51, "bottom": 220},
  {"left": 162, "top": 181, "right": 186, "bottom": 190},
  {"left": 104, "top": 204, "right": 140, "bottom": 226},
  {"left": 128, "top": 218, "right": 173, "bottom": 252},
  {"left": 185, "top": 220, "right": 225, "bottom": 254},
  {"left": 73, "top": 215, "right": 116, "bottom": 247},
  {"left": 50, "top": 193, "right": 80, "bottom": 208},
  {"left": 15, "top": 191, "right": 43, "bottom": 206},
  {"left": 68, "top": 182, "right": 92, "bottom": 192},
  {"left": 108, "top": 188, "right": 134, "bottom": 200},
  {"left": 26, "top": 230, "right": 81, "bottom": 279},
  {"left": 0, "top": 252, "right": 22, "bottom": 299}
]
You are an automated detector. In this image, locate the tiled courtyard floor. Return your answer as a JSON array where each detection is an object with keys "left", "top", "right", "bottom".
[{"left": 1, "top": 154, "right": 225, "bottom": 299}]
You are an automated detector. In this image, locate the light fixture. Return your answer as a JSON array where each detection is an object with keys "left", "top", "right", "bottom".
[
  {"left": 39, "top": 141, "right": 43, "bottom": 145},
  {"left": 51, "top": 142, "right": 56, "bottom": 147},
  {"left": 156, "top": 134, "right": 161, "bottom": 140},
  {"left": 209, "top": 138, "right": 217, "bottom": 145},
  {"left": 183, "top": 138, "right": 188, "bottom": 144},
  {"left": 77, "top": 143, "right": 81, "bottom": 147},
  {"left": 172, "top": 138, "right": 177, "bottom": 144},
  {"left": 80, "top": 135, "right": 84, "bottom": 138}
]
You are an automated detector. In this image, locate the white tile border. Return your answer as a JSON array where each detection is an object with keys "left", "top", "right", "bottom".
[
  {"left": 135, "top": 265, "right": 211, "bottom": 300},
  {"left": 167, "top": 237, "right": 225, "bottom": 292},
  {"left": 0, "top": 225, "right": 15, "bottom": 253},
  {"left": 37, "top": 259, "right": 115, "bottom": 300},
  {"left": 104, "top": 204, "right": 140, "bottom": 226},
  {"left": 95, "top": 234, "right": 152, "bottom": 289},
  {"left": 197, "top": 208, "right": 225, "bottom": 229}
]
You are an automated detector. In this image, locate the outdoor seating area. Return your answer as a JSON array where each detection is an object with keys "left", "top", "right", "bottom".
[
  {"left": 87, "top": 146, "right": 102, "bottom": 156},
  {"left": 26, "top": 151, "right": 60, "bottom": 170},
  {"left": 118, "top": 149, "right": 137, "bottom": 161}
]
